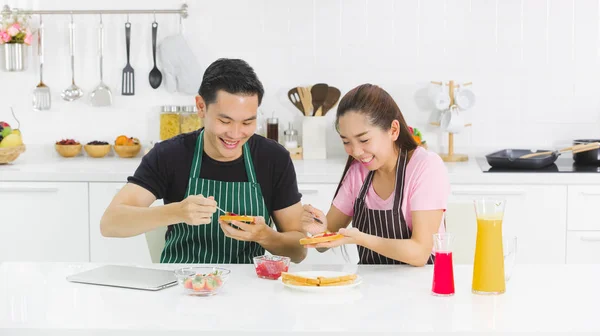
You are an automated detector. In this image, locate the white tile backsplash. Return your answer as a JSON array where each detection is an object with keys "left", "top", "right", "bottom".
[{"left": 0, "top": 0, "right": 599, "bottom": 156}]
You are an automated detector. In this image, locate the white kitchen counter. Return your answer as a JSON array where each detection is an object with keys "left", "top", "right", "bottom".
[
  {"left": 3, "top": 145, "right": 600, "bottom": 185},
  {"left": 0, "top": 262, "right": 598, "bottom": 334}
]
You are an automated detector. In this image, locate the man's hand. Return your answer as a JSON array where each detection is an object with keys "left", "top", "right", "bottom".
[
  {"left": 219, "top": 216, "right": 273, "bottom": 244},
  {"left": 178, "top": 195, "right": 217, "bottom": 225}
]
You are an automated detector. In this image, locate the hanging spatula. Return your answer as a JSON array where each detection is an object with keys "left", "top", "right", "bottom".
[
  {"left": 310, "top": 83, "right": 329, "bottom": 116},
  {"left": 90, "top": 15, "right": 112, "bottom": 107},
  {"left": 322, "top": 86, "right": 341, "bottom": 116},
  {"left": 33, "top": 15, "right": 51, "bottom": 111},
  {"left": 121, "top": 20, "right": 135, "bottom": 95}
]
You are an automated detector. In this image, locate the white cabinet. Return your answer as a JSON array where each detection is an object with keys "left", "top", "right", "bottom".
[
  {"left": 297, "top": 183, "right": 359, "bottom": 265},
  {"left": 446, "top": 185, "right": 567, "bottom": 264},
  {"left": 89, "top": 182, "right": 160, "bottom": 264},
  {"left": 0, "top": 182, "right": 88, "bottom": 262},
  {"left": 566, "top": 231, "right": 600, "bottom": 264},
  {"left": 566, "top": 186, "right": 600, "bottom": 264},
  {"left": 567, "top": 186, "right": 600, "bottom": 231}
]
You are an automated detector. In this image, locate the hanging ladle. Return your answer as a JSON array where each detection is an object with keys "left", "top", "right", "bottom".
[{"left": 61, "top": 14, "right": 83, "bottom": 102}]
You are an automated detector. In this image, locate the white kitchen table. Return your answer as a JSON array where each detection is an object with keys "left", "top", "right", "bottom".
[{"left": 0, "top": 262, "right": 597, "bottom": 335}]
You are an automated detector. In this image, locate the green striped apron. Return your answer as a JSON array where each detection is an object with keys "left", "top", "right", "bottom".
[{"left": 160, "top": 129, "right": 269, "bottom": 264}]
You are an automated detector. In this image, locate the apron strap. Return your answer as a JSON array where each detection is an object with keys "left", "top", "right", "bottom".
[
  {"left": 356, "top": 148, "right": 409, "bottom": 208},
  {"left": 392, "top": 148, "right": 409, "bottom": 210},
  {"left": 189, "top": 129, "right": 258, "bottom": 184},
  {"left": 189, "top": 129, "right": 205, "bottom": 179},
  {"left": 242, "top": 141, "right": 257, "bottom": 184},
  {"left": 357, "top": 170, "right": 374, "bottom": 201}
]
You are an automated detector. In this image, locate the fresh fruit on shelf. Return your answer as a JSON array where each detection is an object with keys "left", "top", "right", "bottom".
[
  {"left": 115, "top": 135, "right": 140, "bottom": 146},
  {"left": 56, "top": 139, "right": 80, "bottom": 145},
  {"left": 87, "top": 140, "right": 109, "bottom": 145},
  {"left": 0, "top": 122, "right": 11, "bottom": 139},
  {"left": 408, "top": 126, "right": 426, "bottom": 147},
  {"left": 0, "top": 133, "right": 22, "bottom": 148}
]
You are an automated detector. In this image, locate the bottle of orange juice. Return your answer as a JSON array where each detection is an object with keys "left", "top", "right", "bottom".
[{"left": 472, "top": 199, "right": 506, "bottom": 294}]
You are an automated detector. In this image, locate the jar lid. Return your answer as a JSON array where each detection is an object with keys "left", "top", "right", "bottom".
[
  {"left": 161, "top": 105, "right": 180, "bottom": 112},
  {"left": 182, "top": 105, "right": 197, "bottom": 112},
  {"left": 267, "top": 117, "right": 279, "bottom": 124}
]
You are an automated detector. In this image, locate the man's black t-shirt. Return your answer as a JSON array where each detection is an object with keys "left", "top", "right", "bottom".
[{"left": 127, "top": 129, "right": 302, "bottom": 220}]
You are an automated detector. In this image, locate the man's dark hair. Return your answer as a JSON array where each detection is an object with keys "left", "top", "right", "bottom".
[{"left": 198, "top": 58, "right": 264, "bottom": 106}]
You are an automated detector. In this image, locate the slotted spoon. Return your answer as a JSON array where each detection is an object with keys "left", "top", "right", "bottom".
[{"left": 61, "top": 15, "right": 83, "bottom": 102}]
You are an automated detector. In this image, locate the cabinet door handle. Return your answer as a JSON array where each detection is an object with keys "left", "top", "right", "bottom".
[
  {"left": 580, "top": 236, "right": 600, "bottom": 242},
  {"left": 0, "top": 187, "right": 59, "bottom": 193},
  {"left": 299, "top": 189, "right": 319, "bottom": 195},
  {"left": 452, "top": 190, "right": 525, "bottom": 196},
  {"left": 579, "top": 192, "right": 600, "bottom": 196}
]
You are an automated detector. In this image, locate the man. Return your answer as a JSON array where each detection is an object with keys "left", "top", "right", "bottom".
[{"left": 100, "top": 58, "right": 306, "bottom": 264}]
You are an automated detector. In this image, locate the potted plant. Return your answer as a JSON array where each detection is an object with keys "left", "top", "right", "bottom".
[{"left": 0, "top": 13, "right": 32, "bottom": 72}]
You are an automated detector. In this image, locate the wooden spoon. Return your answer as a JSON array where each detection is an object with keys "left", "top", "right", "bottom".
[
  {"left": 322, "top": 86, "right": 341, "bottom": 116},
  {"left": 519, "top": 142, "right": 600, "bottom": 159},
  {"left": 287, "top": 88, "right": 304, "bottom": 115},
  {"left": 311, "top": 83, "right": 329, "bottom": 116},
  {"left": 298, "top": 87, "right": 313, "bottom": 116}
]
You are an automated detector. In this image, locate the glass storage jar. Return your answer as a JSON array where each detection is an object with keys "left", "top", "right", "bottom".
[
  {"left": 180, "top": 105, "right": 202, "bottom": 133},
  {"left": 160, "top": 105, "right": 181, "bottom": 140}
]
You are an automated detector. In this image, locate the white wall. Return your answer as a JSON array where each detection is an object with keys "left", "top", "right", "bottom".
[{"left": 1, "top": 0, "right": 600, "bottom": 157}]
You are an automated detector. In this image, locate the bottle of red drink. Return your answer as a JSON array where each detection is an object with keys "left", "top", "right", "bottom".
[{"left": 431, "top": 232, "right": 455, "bottom": 296}]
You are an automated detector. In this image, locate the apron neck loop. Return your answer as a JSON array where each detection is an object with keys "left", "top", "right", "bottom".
[{"left": 357, "top": 147, "right": 409, "bottom": 208}]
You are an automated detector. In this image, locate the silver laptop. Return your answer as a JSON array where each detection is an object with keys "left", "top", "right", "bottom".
[{"left": 66, "top": 265, "right": 178, "bottom": 291}]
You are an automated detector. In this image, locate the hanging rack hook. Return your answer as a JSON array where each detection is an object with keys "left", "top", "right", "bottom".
[
  {"left": 70, "top": 12, "right": 73, "bottom": 23},
  {"left": 99, "top": 13, "right": 102, "bottom": 24},
  {"left": 126, "top": 13, "right": 129, "bottom": 23},
  {"left": 153, "top": 10, "right": 156, "bottom": 22}
]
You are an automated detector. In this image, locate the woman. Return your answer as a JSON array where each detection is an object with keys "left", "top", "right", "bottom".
[{"left": 301, "top": 84, "right": 450, "bottom": 266}]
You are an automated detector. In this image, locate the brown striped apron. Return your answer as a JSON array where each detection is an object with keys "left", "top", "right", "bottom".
[{"left": 353, "top": 148, "right": 435, "bottom": 265}]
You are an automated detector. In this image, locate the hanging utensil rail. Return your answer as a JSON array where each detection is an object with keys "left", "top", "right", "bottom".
[{"left": 1, "top": 3, "right": 189, "bottom": 18}]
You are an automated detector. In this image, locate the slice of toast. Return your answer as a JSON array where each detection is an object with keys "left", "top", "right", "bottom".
[
  {"left": 317, "top": 274, "right": 357, "bottom": 285},
  {"left": 281, "top": 272, "right": 320, "bottom": 286},
  {"left": 319, "top": 279, "right": 356, "bottom": 286},
  {"left": 281, "top": 272, "right": 357, "bottom": 287},
  {"left": 219, "top": 215, "right": 255, "bottom": 223},
  {"left": 298, "top": 233, "right": 344, "bottom": 245}
]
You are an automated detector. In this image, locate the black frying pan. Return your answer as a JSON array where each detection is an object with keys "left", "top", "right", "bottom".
[
  {"left": 485, "top": 149, "right": 559, "bottom": 169},
  {"left": 486, "top": 143, "right": 600, "bottom": 169}
]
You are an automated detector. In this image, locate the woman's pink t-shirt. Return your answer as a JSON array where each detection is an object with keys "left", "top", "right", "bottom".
[{"left": 332, "top": 147, "right": 450, "bottom": 233}]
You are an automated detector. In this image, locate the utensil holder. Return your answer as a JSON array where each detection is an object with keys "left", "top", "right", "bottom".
[
  {"left": 429, "top": 80, "right": 473, "bottom": 162},
  {"left": 302, "top": 116, "right": 327, "bottom": 160},
  {"left": 1, "top": 43, "right": 28, "bottom": 72}
]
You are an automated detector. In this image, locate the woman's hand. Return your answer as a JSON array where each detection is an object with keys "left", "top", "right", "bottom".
[{"left": 301, "top": 204, "right": 327, "bottom": 235}]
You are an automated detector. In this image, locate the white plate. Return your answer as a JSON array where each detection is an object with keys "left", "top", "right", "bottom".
[{"left": 281, "top": 271, "right": 362, "bottom": 292}]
